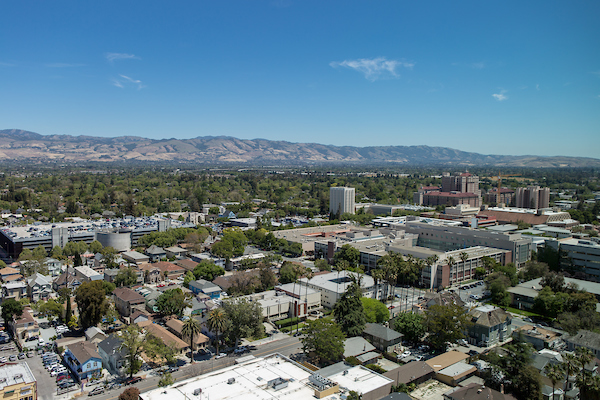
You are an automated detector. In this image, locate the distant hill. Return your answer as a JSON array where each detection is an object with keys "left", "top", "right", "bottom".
[{"left": 0, "top": 129, "right": 598, "bottom": 167}]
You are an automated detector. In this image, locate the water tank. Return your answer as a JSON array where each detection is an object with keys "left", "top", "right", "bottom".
[{"left": 96, "top": 231, "right": 131, "bottom": 252}]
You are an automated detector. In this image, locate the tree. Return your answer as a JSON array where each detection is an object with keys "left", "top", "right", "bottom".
[
  {"left": 221, "top": 298, "right": 264, "bottom": 347},
  {"left": 182, "top": 318, "right": 202, "bottom": 363},
  {"left": 100, "top": 246, "right": 118, "bottom": 268},
  {"left": 347, "top": 391, "right": 362, "bottom": 400},
  {"left": 158, "top": 372, "right": 174, "bottom": 387},
  {"left": 114, "top": 266, "right": 138, "bottom": 287},
  {"left": 259, "top": 265, "right": 277, "bottom": 291},
  {"left": 1, "top": 298, "right": 23, "bottom": 323},
  {"left": 75, "top": 281, "right": 109, "bottom": 329},
  {"left": 144, "top": 334, "right": 177, "bottom": 365},
  {"left": 333, "top": 282, "right": 366, "bottom": 337},
  {"left": 183, "top": 271, "right": 195, "bottom": 288},
  {"left": 0, "top": 260, "right": 5, "bottom": 269},
  {"left": 118, "top": 387, "right": 140, "bottom": 400},
  {"left": 361, "top": 297, "right": 389, "bottom": 324},
  {"left": 519, "top": 261, "right": 550, "bottom": 282},
  {"left": 120, "top": 325, "right": 145, "bottom": 377},
  {"left": 394, "top": 312, "right": 426, "bottom": 343},
  {"left": 424, "top": 303, "right": 472, "bottom": 352},
  {"left": 88, "top": 240, "right": 103, "bottom": 254},
  {"left": 544, "top": 363, "right": 564, "bottom": 400},
  {"left": 37, "top": 299, "right": 63, "bottom": 322},
  {"left": 102, "top": 281, "right": 116, "bottom": 296},
  {"left": 314, "top": 259, "right": 331, "bottom": 271},
  {"left": 334, "top": 244, "right": 360, "bottom": 268},
  {"left": 207, "top": 308, "right": 228, "bottom": 355},
  {"left": 279, "top": 262, "right": 302, "bottom": 284},
  {"left": 300, "top": 318, "right": 345, "bottom": 365},
  {"left": 156, "top": 288, "right": 189, "bottom": 317},
  {"left": 192, "top": 261, "right": 225, "bottom": 281}
]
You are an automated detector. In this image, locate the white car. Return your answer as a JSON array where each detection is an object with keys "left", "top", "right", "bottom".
[
  {"left": 38, "top": 338, "right": 45, "bottom": 345},
  {"left": 215, "top": 353, "right": 227, "bottom": 359},
  {"left": 51, "top": 368, "right": 67, "bottom": 376},
  {"left": 400, "top": 351, "right": 411, "bottom": 358}
]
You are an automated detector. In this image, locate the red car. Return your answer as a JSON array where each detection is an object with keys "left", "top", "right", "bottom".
[{"left": 124, "top": 376, "right": 142, "bottom": 386}]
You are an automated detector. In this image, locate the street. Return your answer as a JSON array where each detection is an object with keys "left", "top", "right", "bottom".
[{"left": 84, "top": 336, "right": 302, "bottom": 400}]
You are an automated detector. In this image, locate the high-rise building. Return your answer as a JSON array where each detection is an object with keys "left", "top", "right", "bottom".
[
  {"left": 329, "top": 187, "right": 355, "bottom": 215},
  {"left": 441, "top": 172, "right": 481, "bottom": 196},
  {"left": 515, "top": 186, "right": 550, "bottom": 209}
]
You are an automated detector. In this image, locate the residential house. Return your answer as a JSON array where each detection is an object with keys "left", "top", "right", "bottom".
[
  {"left": 26, "top": 273, "right": 53, "bottom": 302},
  {"left": 130, "top": 310, "right": 150, "bottom": 325},
  {"left": 43, "top": 258, "right": 63, "bottom": 277},
  {"left": 565, "top": 330, "right": 600, "bottom": 358},
  {"left": 97, "top": 335, "right": 126, "bottom": 376},
  {"left": 113, "top": 287, "right": 146, "bottom": 318},
  {"left": 2, "top": 281, "right": 27, "bottom": 301},
  {"left": 52, "top": 270, "right": 81, "bottom": 292},
  {"left": 467, "top": 305, "right": 512, "bottom": 347},
  {"left": 165, "top": 319, "right": 209, "bottom": 350},
  {"left": 443, "top": 383, "right": 516, "bottom": 400},
  {"left": 85, "top": 327, "right": 107, "bottom": 344},
  {"left": 0, "top": 267, "right": 22, "bottom": 282},
  {"left": 189, "top": 297, "right": 208, "bottom": 317},
  {"left": 103, "top": 268, "right": 120, "bottom": 284},
  {"left": 165, "top": 246, "right": 187, "bottom": 259},
  {"left": 137, "top": 321, "right": 189, "bottom": 353},
  {"left": 121, "top": 250, "right": 150, "bottom": 265},
  {"left": 0, "top": 362, "right": 38, "bottom": 400},
  {"left": 426, "top": 350, "right": 469, "bottom": 373},
  {"left": 362, "top": 323, "right": 403, "bottom": 353},
  {"left": 137, "top": 263, "right": 162, "bottom": 284},
  {"left": 154, "top": 261, "right": 186, "bottom": 280},
  {"left": 9, "top": 307, "right": 39, "bottom": 342},
  {"left": 144, "top": 288, "right": 162, "bottom": 313},
  {"left": 436, "top": 362, "right": 477, "bottom": 387},
  {"left": 145, "top": 245, "right": 166, "bottom": 262},
  {"left": 188, "top": 279, "right": 222, "bottom": 299},
  {"left": 512, "top": 325, "right": 563, "bottom": 350},
  {"left": 384, "top": 361, "right": 434, "bottom": 387},
  {"left": 74, "top": 266, "right": 103, "bottom": 282},
  {"left": 174, "top": 259, "right": 198, "bottom": 272},
  {"left": 64, "top": 341, "right": 102, "bottom": 381},
  {"left": 343, "top": 336, "right": 379, "bottom": 365}
]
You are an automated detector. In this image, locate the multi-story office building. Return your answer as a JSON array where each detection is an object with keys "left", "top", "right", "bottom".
[
  {"left": 546, "top": 237, "right": 600, "bottom": 282},
  {"left": 441, "top": 172, "right": 481, "bottom": 196},
  {"left": 483, "top": 188, "right": 515, "bottom": 206},
  {"left": 515, "top": 186, "right": 550, "bottom": 210},
  {"left": 0, "top": 217, "right": 184, "bottom": 260},
  {"left": 329, "top": 187, "right": 355, "bottom": 215}
]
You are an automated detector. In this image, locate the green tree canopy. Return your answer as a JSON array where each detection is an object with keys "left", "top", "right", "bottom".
[
  {"left": 300, "top": 318, "right": 345, "bottom": 365},
  {"left": 424, "top": 303, "right": 472, "bottom": 352},
  {"left": 120, "top": 325, "right": 145, "bottom": 377},
  {"left": 1, "top": 298, "right": 23, "bottom": 323},
  {"left": 334, "top": 244, "right": 360, "bottom": 268},
  {"left": 394, "top": 312, "right": 426, "bottom": 343},
  {"left": 114, "top": 266, "right": 138, "bottom": 287},
  {"left": 193, "top": 261, "right": 225, "bottom": 281},
  {"left": 222, "top": 298, "right": 264, "bottom": 346},
  {"left": 279, "top": 261, "right": 303, "bottom": 284},
  {"left": 333, "top": 282, "right": 366, "bottom": 337},
  {"left": 361, "top": 297, "right": 389, "bottom": 324},
  {"left": 156, "top": 288, "right": 189, "bottom": 317},
  {"left": 37, "top": 299, "right": 63, "bottom": 322},
  {"left": 75, "top": 280, "right": 109, "bottom": 329}
]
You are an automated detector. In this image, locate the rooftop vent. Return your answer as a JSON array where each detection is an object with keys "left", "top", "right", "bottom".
[{"left": 193, "top": 388, "right": 202, "bottom": 396}]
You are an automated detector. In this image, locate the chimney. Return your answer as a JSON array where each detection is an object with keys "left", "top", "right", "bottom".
[{"left": 500, "top": 383, "right": 504, "bottom": 394}]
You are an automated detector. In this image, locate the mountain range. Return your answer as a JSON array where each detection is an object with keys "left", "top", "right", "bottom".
[{"left": 1, "top": 129, "right": 598, "bottom": 167}]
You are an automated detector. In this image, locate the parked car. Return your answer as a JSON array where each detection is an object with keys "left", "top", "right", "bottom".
[
  {"left": 400, "top": 350, "right": 411, "bottom": 358},
  {"left": 26, "top": 351, "right": 34, "bottom": 358},
  {"left": 458, "top": 339, "right": 469, "bottom": 346},
  {"left": 215, "top": 353, "right": 227, "bottom": 359},
  {"left": 88, "top": 387, "right": 105, "bottom": 396},
  {"left": 167, "top": 365, "right": 179, "bottom": 373},
  {"left": 18, "top": 353, "right": 26, "bottom": 360},
  {"left": 59, "top": 382, "right": 76, "bottom": 389},
  {"left": 0, "top": 357, "right": 7, "bottom": 363},
  {"left": 9, "top": 355, "right": 17, "bottom": 362},
  {"left": 124, "top": 376, "right": 142, "bottom": 385},
  {"left": 51, "top": 369, "right": 68, "bottom": 376}
]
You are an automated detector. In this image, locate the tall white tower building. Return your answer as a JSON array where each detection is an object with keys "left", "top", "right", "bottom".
[{"left": 329, "top": 187, "right": 355, "bottom": 215}]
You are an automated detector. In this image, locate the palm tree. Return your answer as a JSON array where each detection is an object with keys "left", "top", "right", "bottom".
[
  {"left": 182, "top": 317, "right": 202, "bottom": 364},
  {"left": 563, "top": 352, "right": 579, "bottom": 393},
  {"left": 425, "top": 255, "right": 439, "bottom": 291},
  {"left": 447, "top": 256, "right": 456, "bottom": 286},
  {"left": 575, "top": 347, "right": 594, "bottom": 390},
  {"left": 545, "top": 363, "right": 565, "bottom": 400},
  {"left": 371, "top": 269, "right": 384, "bottom": 299},
  {"left": 302, "top": 267, "right": 314, "bottom": 333},
  {"left": 460, "top": 252, "right": 469, "bottom": 281},
  {"left": 207, "top": 308, "right": 227, "bottom": 356}
]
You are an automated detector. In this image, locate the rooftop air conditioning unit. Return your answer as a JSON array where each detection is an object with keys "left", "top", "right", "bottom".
[{"left": 193, "top": 388, "right": 202, "bottom": 396}]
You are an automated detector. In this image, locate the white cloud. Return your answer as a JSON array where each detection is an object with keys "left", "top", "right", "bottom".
[
  {"left": 105, "top": 53, "right": 140, "bottom": 63},
  {"left": 329, "top": 57, "right": 414, "bottom": 81},
  {"left": 471, "top": 62, "right": 485, "bottom": 69},
  {"left": 112, "top": 74, "right": 145, "bottom": 90},
  {"left": 536, "top": 84, "right": 540, "bottom": 91},
  {"left": 492, "top": 90, "right": 508, "bottom": 101},
  {"left": 0, "top": 61, "right": 16, "bottom": 67}
]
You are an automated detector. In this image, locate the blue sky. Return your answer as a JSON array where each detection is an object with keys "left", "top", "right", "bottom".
[{"left": 1, "top": 1, "right": 599, "bottom": 158}]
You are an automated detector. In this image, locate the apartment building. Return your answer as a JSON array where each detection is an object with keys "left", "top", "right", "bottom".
[
  {"left": 329, "top": 187, "right": 355, "bottom": 215},
  {"left": 0, "top": 362, "right": 37, "bottom": 400},
  {"left": 515, "top": 186, "right": 550, "bottom": 210}
]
